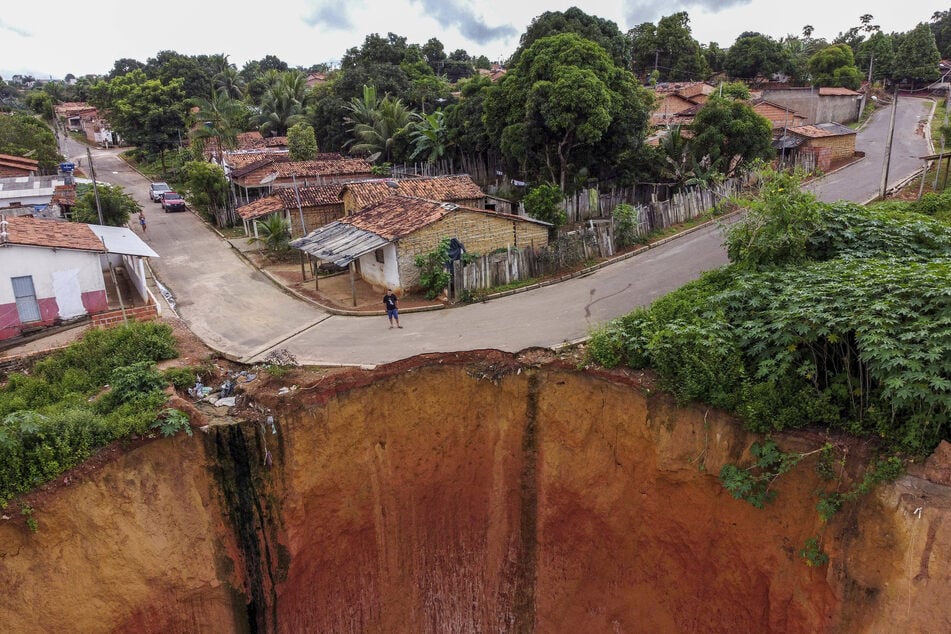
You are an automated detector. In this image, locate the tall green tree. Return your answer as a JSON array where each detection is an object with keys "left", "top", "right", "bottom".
[
  {"left": 182, "top": 160, "right": 231, "bottom": 226},
  {"left": 654, "top": 12, "right": 711, "bottom": 81},
  {"left": 808, "top": 44, "right": 863, "bottom": 89},
  {"left": 484, "top": 33, "right": 653, "bottom": 192},
  {"left": 856, "top": 31, "right": 896, "bottom": 84},
  {"left": 689, "top": 95, "right": 774, "bottom": 178},
  {"left": 408, "top": 110, "right": 448, "bottom": 165},
  {"left": 893, "top": 22, "right": 941, "bottom": 86},
  {"left": 724, "top": 32, "right": 786, "bottom": 79},
  {"left": 287, "top": 122, "right": 319, "bottom": 161},
  {"left": 0, "top": 113, "right": 61, "bottom": 171},
  {"left": 91, "top": 69, "right": 186, "bottom": 174},
  {"left": 257, "top": 71, "right": 309, "bottom": 136},
  {"left": 343, "top": 85, "right": 412, "bottom": 162},
  {"left": 931, "top": 9, "right": 951, "bottom": 58},
  {"left": 189, "top": 90, "right": 246, "bottom": 162},
  {"left": 513, "top": 7, "right": 630, "bottom": 69},
  {"left": 72, "top": 183, "right": 140, "bottom": 226}
]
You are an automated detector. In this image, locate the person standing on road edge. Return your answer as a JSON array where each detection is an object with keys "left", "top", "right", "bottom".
[
  {"left": 139, "top": 212, "right": 147, "bottom": 232},
  {"left": 383, "top": 289, "right": 402, "bottom": 329}
]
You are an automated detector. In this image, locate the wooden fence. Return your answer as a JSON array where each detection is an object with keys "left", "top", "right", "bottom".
[
  {"left": 448, "top": 179, "right": 741, "bottom": 298},
  {"left": 449, "top": 223, "right": 614, "bottom": 299}
]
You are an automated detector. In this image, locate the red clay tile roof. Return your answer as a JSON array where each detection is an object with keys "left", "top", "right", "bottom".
[
  {"left": 2, "top": 215, "right": 105, "bottom": 252},
  {"left": 236, "top": 185, "right": 345, "bottom": 220},
  {"left": 341, "top": 195, "right": 547, "bottom": 240},
  {"left": 236, "top": 194, "right": 284, "bottom": 221},
  {"left": 0, "top": 153, "right": 40, "bottom": 171},
  {"left": 275, "top": 184, "right": 345, "bottom": 208},
  {"left": 273, "top": 158, "right": 374, "bottom": 178},
  {"left": 343, "top": 175, "right": 484, "bottom": 210}
]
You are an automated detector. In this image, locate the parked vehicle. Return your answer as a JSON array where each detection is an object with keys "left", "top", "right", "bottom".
[
  {"left": 160, "top": 191, "right": 187, "bottom": 212},
  {"left": 149, "top": 182, "right": 171, "bottom": 202}
]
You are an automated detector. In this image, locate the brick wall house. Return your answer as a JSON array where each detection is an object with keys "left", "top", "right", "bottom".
[
  {"left": 291, "top": 195, "right": 550, "bottom": 294},
  {"left": 787, "top": 122, "right": 857, "bottom": 171}
]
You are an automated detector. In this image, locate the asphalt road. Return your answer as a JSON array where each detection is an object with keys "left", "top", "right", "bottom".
[
  {"left": 807, "top": 95, "right": 934, "bottom": 203},
  {"left": 56, "top": 97, "right": 935, "bottom": 367}
]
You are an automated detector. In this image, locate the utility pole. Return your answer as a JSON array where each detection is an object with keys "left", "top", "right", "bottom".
[
  {"left": 878, "top": 85, "right": 899, "bottom": 200},
  {"left": 86, "top": 146, "right": 104, "bottom": 224}
]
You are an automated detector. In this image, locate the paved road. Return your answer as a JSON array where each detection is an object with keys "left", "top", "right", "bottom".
[
  {"left": 807, "top": 95, "right": 934, "bottom": 203},
  {"left": 56, "top": 97, "right": 934, "bottom": 367}
]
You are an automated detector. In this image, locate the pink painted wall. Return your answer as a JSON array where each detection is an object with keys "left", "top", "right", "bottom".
[{"left": 0, "top": 290, "right": 107, "bottom": 341}]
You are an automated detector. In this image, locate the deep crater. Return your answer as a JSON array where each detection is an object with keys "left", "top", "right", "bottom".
[{"left": 1, "top": 351, "right": 949, "bottom": 633}]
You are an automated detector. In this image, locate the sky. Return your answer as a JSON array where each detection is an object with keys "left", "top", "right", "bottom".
[{"left": 1, "top": 0, "right": 947, "bottom": 80}]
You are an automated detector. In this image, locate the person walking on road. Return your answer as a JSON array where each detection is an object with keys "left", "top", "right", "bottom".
[
  {"left": 383, "top": 289, "right": 402, "bottom": 329},
  {"left": 139, "top": 212, "right": 147, "bottom": 232}
]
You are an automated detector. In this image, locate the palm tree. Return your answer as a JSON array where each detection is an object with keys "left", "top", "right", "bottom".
[
  {"left": 190, "top": 91, "right": 243, "bottom": 163},
  {"left": 257, "top": 71, "right": 309, "bottom": 136},
  {"left": 248, "top": 213, "right": 291, "bottom": 259},
  {"left": 408, "top": 110, "right": 448, "bottom": 166},
  {"left": 344, "top": 86, "right": 412, "bottom": 162}
]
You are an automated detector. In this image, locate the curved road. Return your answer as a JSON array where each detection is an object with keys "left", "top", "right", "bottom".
[{"left": 58, "top": 96, "right": 934, "bottom": 367}]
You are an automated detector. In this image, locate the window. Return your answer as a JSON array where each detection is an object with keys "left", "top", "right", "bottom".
[
  {"left": 11, "top": 276, "right": 41, "bottom": 322},
  {"left": 375, "top": 248, "right": 385, "bottom": 264}
]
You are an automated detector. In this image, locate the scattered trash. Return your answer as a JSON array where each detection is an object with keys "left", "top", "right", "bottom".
[
  {"left": 277, "top": 385, "right": 299, "bottom": 395},
  {"left": 215, "top": 396, "right": 236, "bottom": 408}
]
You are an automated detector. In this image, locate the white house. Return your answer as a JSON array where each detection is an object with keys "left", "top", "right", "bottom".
[{"left": 0, "top": 215, "right": 159, "bottom": 341}]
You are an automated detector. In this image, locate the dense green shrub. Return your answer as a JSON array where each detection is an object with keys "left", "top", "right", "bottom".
[
  {"left": 588, "top": 176, "right": 951, "bottom": 457},
  {"left": 0, "top": 322, "right": 181, "bottom": 506},
  {"left": 414, "top": 238, "right": 452, "bottom": 300}
]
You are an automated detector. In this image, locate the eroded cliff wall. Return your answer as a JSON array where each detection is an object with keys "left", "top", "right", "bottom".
[{"left": 1, "top": 356, "right": 948, "bottom": 633}]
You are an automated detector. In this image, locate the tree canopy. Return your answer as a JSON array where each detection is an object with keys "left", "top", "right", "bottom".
[
  {"left": 512, "top": 7, "right": 631, "bottom": 69},
  {"left": 689, "top": 96, "right": 774, "bottom": 178},
  {"left": 808, "top": 44, "right": 863, "bottom": 89},
  {"left": 724, "top": 32, "right": 786, "bottom": 79},
  {"left": 0, "top": 113, "right": 61, "bottom": 171},
  {"left": 484, "top": 32, "right": 653, "bottom": 192}
]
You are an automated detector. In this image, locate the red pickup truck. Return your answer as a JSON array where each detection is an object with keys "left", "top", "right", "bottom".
[{"left": 160, "top": 191, "right": 187, "bottom": 212}]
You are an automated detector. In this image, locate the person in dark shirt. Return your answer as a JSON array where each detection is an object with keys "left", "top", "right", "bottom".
[{"left": 383, "top": 289, "right": 402, "bottom": 329}]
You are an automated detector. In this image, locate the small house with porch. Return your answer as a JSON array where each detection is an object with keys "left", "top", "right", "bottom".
[
  {"left": 0, "top": 216, "right": 160, "bottom": 341},
  {"left": 778, "top": 122, "right": 858, "bottom": 172},
  {"left": 237, "top": 183, "right": 346, "bottom": 238},
  {"left": 290, "top": 195, "right": 550, "bottom": 296}
]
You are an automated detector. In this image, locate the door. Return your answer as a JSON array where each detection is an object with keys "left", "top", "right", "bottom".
[{"left": 11, "top": 276, "right": 41, "bottom": 323}]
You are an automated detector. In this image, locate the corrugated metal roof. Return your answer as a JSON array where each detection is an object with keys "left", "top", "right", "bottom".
[
  {"left": 88, "top": 224, "right": 159, "bottom": 258},
  {"left": 290, "top": 221, "right": 389, "bottom": 267}
]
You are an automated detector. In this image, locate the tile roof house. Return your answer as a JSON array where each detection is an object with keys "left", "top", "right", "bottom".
[
  {"left": 203, "top": 131, "right": 290, "bottom": 162},
  {"left": 229, "top": 156, "right": 374, "bottom": 205},
  {"left": 0, "top": 216, "right": 160, "bottom": 341},
  {"left": 237, "top": 183, "right": 346, "bottom": 238},
  {"left": 0, "top": 175, "right": 76, "bottom": 214},
  {"left": 291, "top": 195, "right": 550, "bottom": 295},
  {"left": 341, "top": 175, "right": 485, "bottom": 214},
  {"left": 0, "top": 154, "right": 40, "bottom": 178},
  {"left": 776, "top": 122, "right": 857, "bottom": 172},
  {"left": 53, "top": 102, "right": 120, "bottom": 147}
]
